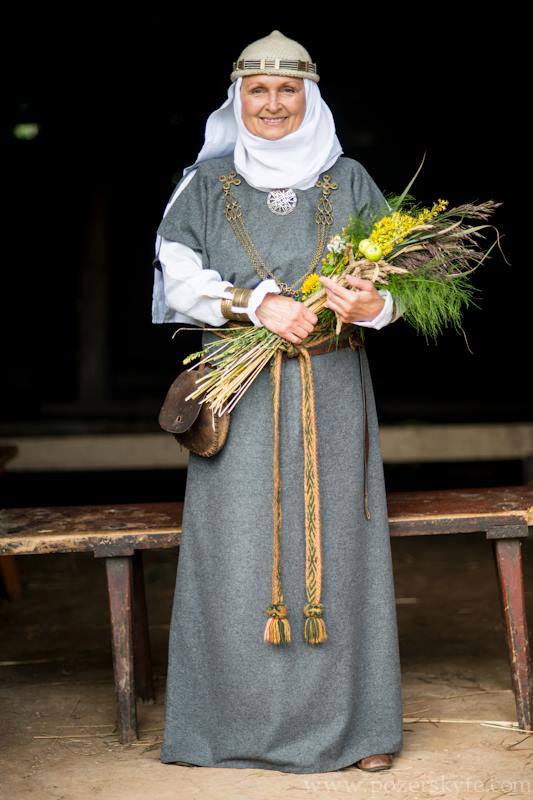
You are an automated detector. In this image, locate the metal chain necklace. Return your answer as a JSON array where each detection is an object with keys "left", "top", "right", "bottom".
[{"left": 218, "top": 169, "right": 339, "bottom": 297}]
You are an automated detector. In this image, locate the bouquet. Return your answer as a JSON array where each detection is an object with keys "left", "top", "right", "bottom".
[{"left": 173, "top": 153, "right": 508, "bottom": 417}]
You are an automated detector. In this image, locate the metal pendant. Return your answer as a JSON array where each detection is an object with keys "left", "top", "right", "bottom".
[{"left": 266, "top": 188, "right": 297, "bottom": 215}]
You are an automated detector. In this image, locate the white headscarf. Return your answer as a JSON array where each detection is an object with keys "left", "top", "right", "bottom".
[
  {"left": 152, "top": 76, "right": 344, "bottom": 322},
  {"left": 180, "top": 76, "right": 343, "bottom": 191}
]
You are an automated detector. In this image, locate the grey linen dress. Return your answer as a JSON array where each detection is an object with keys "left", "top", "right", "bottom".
[{"left": 155, "top": 154, "right": 403, "bottom": 773}]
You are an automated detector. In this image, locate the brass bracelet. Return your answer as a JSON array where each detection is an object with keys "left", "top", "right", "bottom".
[
  {"left": 231, "top": 287, "right": 252, "bottom": 307},
  {"left": 220, "top": 287, "right": 253, "bottom": 321},
  {"left": 221, "top": 297, "right": 249, "bottom": 321}
]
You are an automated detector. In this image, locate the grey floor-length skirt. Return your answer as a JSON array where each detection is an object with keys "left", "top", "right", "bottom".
[{"left": 160, "top": 340, "right": 404, "bottom": 773}]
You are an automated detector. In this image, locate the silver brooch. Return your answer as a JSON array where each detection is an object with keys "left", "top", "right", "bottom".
[{"left": 266, "top": 188, "right": 297, "bottom": 215}]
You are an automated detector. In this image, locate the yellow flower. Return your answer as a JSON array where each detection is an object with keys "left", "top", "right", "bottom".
[
  {"left": 301, "top": 273, "right": 322, "bottom": 298},
  {"left": 368, "top": 198, "right": 449, "bottom": 255}
]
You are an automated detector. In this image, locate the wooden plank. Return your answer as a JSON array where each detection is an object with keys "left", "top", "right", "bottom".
[
  {"left": 0, "top": 503, "right": 182, "bottom": 556},
  {"left": 388, "top": 515, "right": 529, "bottom": 538},
  {"left": 1, "top": 486, "right": 532, "bottom": 555},
  {"left": 2, "top": 423, "right": 532, "bottom": 471},
  {"left": 0, "top": 502, "right": 180, "bottom": 536},
  {"left": 0, "top": 531, "right": 180, "bottom": 557},
  {"left": 386, "top": 486, "right": 533, "bottom": 525}
]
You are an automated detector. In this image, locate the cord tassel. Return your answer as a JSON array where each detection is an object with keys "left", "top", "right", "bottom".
[
  {"left": 264, "top": 603, "right": 291, "bottom": 644},
  {"left": 303, "top": 602, "right": 327, "bottom": 644}
]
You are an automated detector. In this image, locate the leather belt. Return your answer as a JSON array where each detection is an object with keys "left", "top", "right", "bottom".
[{"left": 281, "top": 329, "right": 362, "bottom": 359}]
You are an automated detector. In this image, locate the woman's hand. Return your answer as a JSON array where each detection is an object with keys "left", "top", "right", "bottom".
[
  {"left": 255, "top": 293, "right": 319, "bottom": 344},
  {"left": 320, "top": 275, "right": 385, "bottom": 323}
]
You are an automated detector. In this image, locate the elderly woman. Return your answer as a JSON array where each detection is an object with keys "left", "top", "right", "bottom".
[{"left": 152, "top": 30, "right": 404, "bottom": 775}]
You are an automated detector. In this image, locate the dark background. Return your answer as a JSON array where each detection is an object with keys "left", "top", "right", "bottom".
[{"left": 1, "top": 13, "right": 529, "bottom": 501}]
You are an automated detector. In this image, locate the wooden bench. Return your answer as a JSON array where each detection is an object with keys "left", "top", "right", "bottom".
[
  {"left": 0, "top": 446, "right": 21, "bottom": 600},
  {"left": 1, "top": 485, "right": 532, "bottom": 743},
  {"left": 0, "top": 502, "right": 180, "bottom": 744}
]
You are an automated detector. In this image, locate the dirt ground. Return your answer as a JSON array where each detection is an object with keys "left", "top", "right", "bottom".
[{"left": 1, "top": 532, "right": 532, "bottom": 799}]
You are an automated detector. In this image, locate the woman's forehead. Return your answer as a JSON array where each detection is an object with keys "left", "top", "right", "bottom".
[{"left": 242, "top": 76, "right": 303, "bottom": 87}]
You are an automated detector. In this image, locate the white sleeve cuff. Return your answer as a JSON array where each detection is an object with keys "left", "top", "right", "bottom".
[
  {"left": 230, "top": 279, "right": 282, "bottom": 327},
  {"left": 352, "top": 289, "right": 394, "bottom": 330}
]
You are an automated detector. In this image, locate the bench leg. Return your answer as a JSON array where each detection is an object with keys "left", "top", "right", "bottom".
[
  {"left": 132, "top": 551, "right": 155, "bottom": 703},
  {"left": 105, "top": 556, "right": 138, "bottom": 743},
  {"left": 0, "top": 555, "right": 22, "bottom": 600},
  {"left": 491, "top": 537, "right": 533, "bottom": 731}
]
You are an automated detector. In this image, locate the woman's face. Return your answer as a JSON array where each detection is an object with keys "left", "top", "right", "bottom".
[{"left": 240, "top": 75, "right": 305, "bottom": 140}]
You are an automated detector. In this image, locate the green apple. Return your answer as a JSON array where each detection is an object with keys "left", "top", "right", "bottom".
[{"left": 358, "top": 239, "right": 383, "bottom": 262}]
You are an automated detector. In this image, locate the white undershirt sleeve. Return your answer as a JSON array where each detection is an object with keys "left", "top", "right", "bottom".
[
  {"left": 158, "top": 238, "right": 281, "bottom": 328},
  {"left": 159, "top": 238, "right": 233, "bottom": 327}
]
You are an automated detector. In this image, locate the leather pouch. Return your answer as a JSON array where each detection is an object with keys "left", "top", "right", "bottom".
[{"left": 158, "top": 362, "right": 230, "bottom": 457}]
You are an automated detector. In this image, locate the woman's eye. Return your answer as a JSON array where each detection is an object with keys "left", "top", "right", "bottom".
[{"left": 251, "top": 87, "right": 296, "bottom": 93}]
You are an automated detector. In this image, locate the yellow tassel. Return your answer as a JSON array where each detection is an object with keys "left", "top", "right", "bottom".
[
  {"left": 264, "top": 603, "right": 291, "bottom": 645},
  {"left": 303, "top": 603, "right": 327, "bottom": 645}
]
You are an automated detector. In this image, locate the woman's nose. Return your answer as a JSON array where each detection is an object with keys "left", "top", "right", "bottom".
[{"left": 264, "top": 94, "right": 283, "bottom": 110}]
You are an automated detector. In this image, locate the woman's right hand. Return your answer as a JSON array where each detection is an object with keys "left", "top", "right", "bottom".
[{"left": 254, "top": 293, "right": 319, "bottom": 344}]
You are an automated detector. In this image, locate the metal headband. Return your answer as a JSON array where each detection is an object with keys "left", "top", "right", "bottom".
[{"left": 232, "top": 58, "right": 318, "bottom": 76}]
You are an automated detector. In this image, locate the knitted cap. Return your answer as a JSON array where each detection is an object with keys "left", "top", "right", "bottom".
[{"left": 230, "top": 30, "right": 319, "bottom": 84}]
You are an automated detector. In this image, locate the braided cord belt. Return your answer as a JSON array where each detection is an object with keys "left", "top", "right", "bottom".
[{"left": 209, "top": 326, "right": 371, "bottom": 646}]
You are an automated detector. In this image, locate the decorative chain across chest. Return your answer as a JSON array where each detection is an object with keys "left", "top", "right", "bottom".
[{"left": 218, "top": 169, "right": 339, "bottom": 297}]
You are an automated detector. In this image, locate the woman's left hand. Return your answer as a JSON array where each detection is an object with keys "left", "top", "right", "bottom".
[{"left": 320, "top": 274, "right": 385, "bottom": 323}]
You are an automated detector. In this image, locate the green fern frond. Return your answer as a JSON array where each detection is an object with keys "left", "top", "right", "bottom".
[{"left": 382, "top": 269, "right": 481, "bottom": 344}]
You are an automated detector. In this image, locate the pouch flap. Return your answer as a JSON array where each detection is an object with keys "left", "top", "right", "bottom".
[{"left": 159, "top": 368, "right": 204, "bottom": 434}]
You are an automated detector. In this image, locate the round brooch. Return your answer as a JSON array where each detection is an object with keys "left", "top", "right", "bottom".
[{"left": 266, "top": 188, "right": 297, "bottom": 215}]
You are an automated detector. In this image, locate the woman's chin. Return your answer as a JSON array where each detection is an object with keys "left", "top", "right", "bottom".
[{"left": 257, "top": 125, "right": 290, "bottom": 140}]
